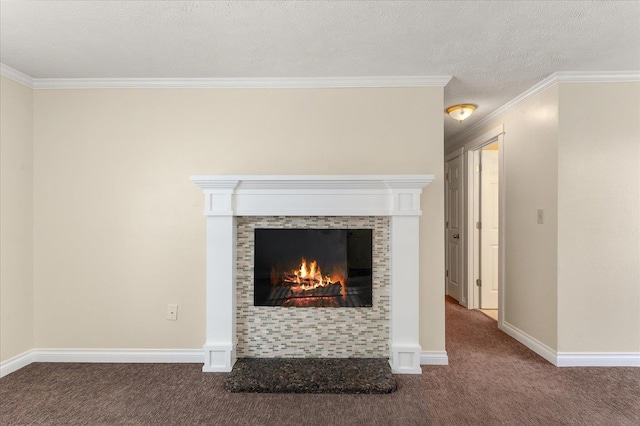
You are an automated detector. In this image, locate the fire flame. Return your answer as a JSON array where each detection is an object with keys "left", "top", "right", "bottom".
[
  {"left": 281, "top": 258, "right": 346, "bottom": 296},
  {"left": 284, "top": 259, "right": 332, "bottom": 289}
]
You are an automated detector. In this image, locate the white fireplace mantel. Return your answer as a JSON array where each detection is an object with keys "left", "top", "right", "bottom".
[{"left": 191, "top": 175, "right": 433, "bottom": 374}]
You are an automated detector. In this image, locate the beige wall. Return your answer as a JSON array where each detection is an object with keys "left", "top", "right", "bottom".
[
  {"left": 32, "top": 87, "right": 446, "bottom": 352},
  {"left": 500, "top": 86, "right": 559, "bottom": 350},
  {"left": 447, "top": 86, "right": 560, "bottom": 350},
  {"left": 0, "top": 76, "right": 34, "bottom": 362},
  {"left": 557, "top": 82, "right": 640, "bottom": 352}
]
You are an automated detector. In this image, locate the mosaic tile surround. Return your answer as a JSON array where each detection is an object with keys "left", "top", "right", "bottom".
[{"left": 236, "top": 216, "right": 390, "bottom": 358}]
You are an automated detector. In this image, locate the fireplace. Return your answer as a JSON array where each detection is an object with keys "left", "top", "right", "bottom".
[
  {"left": 190, "top": 175, "right": 433, "bottom": 374},
  {"left": 254, "top": 229, "right": 372, "bottom": 307},
  {"left": 236, "top": 216, "right": 388, "bottom": 359}
]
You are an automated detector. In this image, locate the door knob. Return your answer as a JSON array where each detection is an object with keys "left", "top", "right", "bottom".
[{"left": 453, "top": 234, "right": 460, "bottom": 239}]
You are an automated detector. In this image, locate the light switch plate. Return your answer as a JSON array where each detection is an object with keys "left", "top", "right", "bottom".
[{"left": 167, "top": 304, "right": 178, "bottom": 320}]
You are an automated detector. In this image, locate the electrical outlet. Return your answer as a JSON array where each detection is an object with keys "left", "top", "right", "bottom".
[
  {"left": 167, "top": 304, "right": 178, "bottom": 321},
  {"left": 537, "top": 209, "right": 544, "bottom": 224}
]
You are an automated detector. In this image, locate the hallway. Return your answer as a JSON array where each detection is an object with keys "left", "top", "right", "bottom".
[{"left": 421, "top": 297, "right": 640, "bottom": 424}]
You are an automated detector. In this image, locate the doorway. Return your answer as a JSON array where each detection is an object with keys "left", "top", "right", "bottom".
[
  {"left": 479, "top": 143, "right": 499, "bottom": 310},
  {"left": 466, "top": 134, "right": 504, "bottom": 324},
  {"left": 445, "top": 148, "right": 464, "bottom": 304}
]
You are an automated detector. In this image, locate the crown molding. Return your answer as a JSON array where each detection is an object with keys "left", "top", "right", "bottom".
[
  {"left": 0, "top": 64, "right": 451, "bottom": 89},
  {"left": 554, "top": 70, "right": 640, "bottom": 83},
  {"left": 29, "top": 75, "right": 452, "bottom": 89},
  {"left": 0, "top": 64, "right": 34, "bottom": 88},
  {"left": 446, "top": 70, "right": 640, "bottom": 147}
]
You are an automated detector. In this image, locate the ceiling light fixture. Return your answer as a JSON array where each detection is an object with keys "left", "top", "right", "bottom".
[{"left": 446, "top": 104, "right": 476, "bottom": 122}]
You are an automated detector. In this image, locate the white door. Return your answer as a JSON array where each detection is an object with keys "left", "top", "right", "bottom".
[
  {"left": 480, "top": 148, "right": 499, "bottom": 309},
  {"left": 445, "top": 153, "right": 464, "bottom": 302}
]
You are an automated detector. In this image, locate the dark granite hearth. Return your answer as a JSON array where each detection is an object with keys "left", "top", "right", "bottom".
[{"left": 224, "top": 358, "right": 397, "bottom": 394}]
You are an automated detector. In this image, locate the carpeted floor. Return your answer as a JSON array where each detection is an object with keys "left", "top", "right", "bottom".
[{"left": 1, "top": 297, "right": 638, "bottom": 425}]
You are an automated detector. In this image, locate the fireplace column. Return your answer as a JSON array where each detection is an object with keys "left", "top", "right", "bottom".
[
  {"left": 388, "top": 186, "right": 425, "bottom": 374},
  {"left": 198, "top": 179, "right": 239, "bottom": 372}
]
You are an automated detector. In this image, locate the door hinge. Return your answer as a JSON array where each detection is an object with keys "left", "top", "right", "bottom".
[
  {"left": 446, "top": 171, "right": 449, "bottom": 180},
  {"left": 476, "top": 221, "right": 481, "bottom": 229},
  {"left": 476, "top": 164, "right": 482, "bottom": 172},
  {"left": 446, "top": 221, "right": 449, "bottom": 229},
  {"left": 476, "top": 279, "right": 482, "bottom": 287},
  {"left": 446, "top": 270, "right": 449, "bottom": 277}
]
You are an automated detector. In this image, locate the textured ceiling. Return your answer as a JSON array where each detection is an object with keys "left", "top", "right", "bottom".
[{"left": 1, "top": 1, "right": 639, "bottom": 143}]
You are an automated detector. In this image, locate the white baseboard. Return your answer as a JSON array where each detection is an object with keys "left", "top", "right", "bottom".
[
  {"left": 420, "top": 351, "right": 449, "bottom": 365},
  {"left": 499, "top": 322, "right": 640, "bottom": 367},
  {"left": 0, "top": 349, "right": 203, "bottom": 378},
  {"left": 556, "top": 352, "right": 640, "bottom": 367},
  {"left": 3, "top": 347, "right": 636, "bottom": 380},
  {"left": 33, "top": 349, "right": 203, "bottom": 363},
  {"left": 500, "top": 321, "right": 558, "bottom": 365},
  {"left": 0, "top": 350, "right": 35, "bottom": 378}
]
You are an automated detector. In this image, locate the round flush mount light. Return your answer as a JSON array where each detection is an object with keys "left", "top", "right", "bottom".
[{"left": 446, "top": 104, "right": 476, "bottom": 122}]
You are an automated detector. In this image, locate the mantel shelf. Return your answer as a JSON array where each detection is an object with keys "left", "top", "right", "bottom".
[{"left": 190, "top": 174, "right": 434, "bottom": 217}]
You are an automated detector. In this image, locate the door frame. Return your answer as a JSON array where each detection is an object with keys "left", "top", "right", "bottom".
[
  {"left": 462, "top": 126, "right": 505, "bottom": 325},
  {"left": 444, "top": 148, "right": 465, "bottom": 304}
]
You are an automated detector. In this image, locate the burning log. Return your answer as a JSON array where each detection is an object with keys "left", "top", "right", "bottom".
[
  {"left": 289, "top": 282, "right": 342, "bottom": 298},
  {"left": 282, "top": 272, "right": 324, "bottom": 287},
  {"left": 267, "top": 258, "right": 346, "bottom": 305},
  {"left": 267, "top": 282, "right": 343, "bottom": 302}
]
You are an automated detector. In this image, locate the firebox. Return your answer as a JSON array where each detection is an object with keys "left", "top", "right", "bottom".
[{"left": 254, "top": 229, "right": 373, "bottom": 307}]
